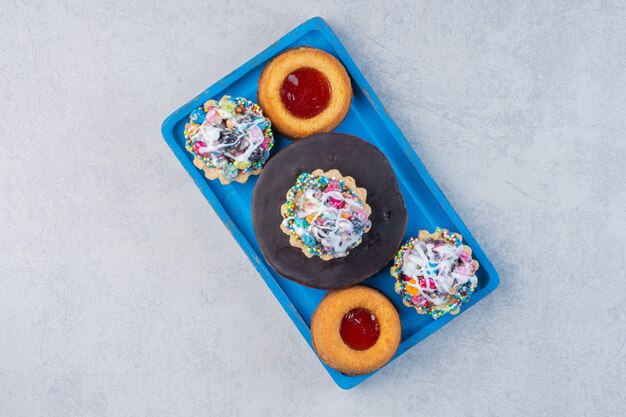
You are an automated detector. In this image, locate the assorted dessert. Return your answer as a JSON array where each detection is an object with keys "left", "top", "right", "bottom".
[
  {"left": 391, "top": 228, "right": 479, "bottom": 319},
  {"left": 280, "top": 169, "right": 371, "bottom": 260},
  {"left": 180, "top": 46, "right": 483, "bottom": 378},
  {"left": 257, "top": 47, "right": 352, "bottom": 139},
  {"left": 311, "top": 286, "right": 401, "bottom": 375},
  {"left": 184, "top": 95, "right": 274, "bottom": 184}
]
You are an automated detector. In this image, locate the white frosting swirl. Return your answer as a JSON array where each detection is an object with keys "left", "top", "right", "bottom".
[
  {"left": 295, "top": 188, "right": 368, "bottom": 256},
  {"left": 282, "top": 173, "right": 371, "bottom": 258},
  {"left": 401, "top": 239, "right": 477, "bottom": 306}
]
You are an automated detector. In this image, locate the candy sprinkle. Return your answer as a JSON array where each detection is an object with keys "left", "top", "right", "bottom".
[
  {"left": 281, "top": 172, "right": 370, "bottom": 259},
  {"left": 184, "top": 95, "right": 274, "bottom": 181},
  {"left": 390, "top": 229, "right": 478, "bottom": 319}
]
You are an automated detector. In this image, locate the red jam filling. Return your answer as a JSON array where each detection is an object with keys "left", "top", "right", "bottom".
[
  {"left": 339, "top": 308, "right": 380, "bottom": 351},
  {"left": 279, "top": 67, "right": 331, "bottom": 119}
]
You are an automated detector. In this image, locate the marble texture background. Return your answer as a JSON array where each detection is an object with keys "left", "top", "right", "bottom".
[{"left": 1, "top": 1, "right": 625, "bottom": 416}]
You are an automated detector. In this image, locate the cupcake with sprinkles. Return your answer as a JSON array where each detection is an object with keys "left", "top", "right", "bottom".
[
  {"left": 184, "top": 95, "right": 274, "bottom": 184},
  {"left": 391, "top": 228, "right": 479, "bottom": 319},
  {"left": 280, "top": 169, "right": 372, "bottom": 260}
]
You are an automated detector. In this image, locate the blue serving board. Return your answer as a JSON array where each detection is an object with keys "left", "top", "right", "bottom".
[{"left": 161, "top": 17, "right": 500, "bottom": 389}]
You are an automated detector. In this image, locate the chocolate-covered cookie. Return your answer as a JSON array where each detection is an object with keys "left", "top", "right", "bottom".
[{"left": 252, "top": 133, "right": 407, "bottom": 289}]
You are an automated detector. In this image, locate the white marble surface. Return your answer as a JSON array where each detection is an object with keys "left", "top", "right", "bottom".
[{"left": 1, "top": 1, "right": 625, "bottom": 416}]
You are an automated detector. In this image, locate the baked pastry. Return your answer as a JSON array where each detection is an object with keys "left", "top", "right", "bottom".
[
  {"left": 257, "top": 47, "right": 352, "bottom": 139},
  {"left": 391, "top": 228, "right": 479, "bottom": 319},
  {"left": 251, "top": 133, "right": 408, "bottom": 289},
  {"left": 280, "top": 169, "right": 371, "bottom": 260},
  {"left": 184, "top": 95, "right": 274, "bottom": 184},
  {"left": 311, "top": 286, "right": 401, "bottom": 375}
]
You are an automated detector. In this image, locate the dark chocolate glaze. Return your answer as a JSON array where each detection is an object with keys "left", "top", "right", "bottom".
[{"left": 251, "top": 133, "right": 407, "bottom": 289}]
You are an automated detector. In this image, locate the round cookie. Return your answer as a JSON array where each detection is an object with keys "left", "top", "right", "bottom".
[
  {"left": 257, "top": 47, "right": 352, "bottom": 139},
  {"left": 251, "top": 133, "right": 408, "bottom": 289},
  {"left": 311, "top": 286, "right": 401, "bottom": 375}
]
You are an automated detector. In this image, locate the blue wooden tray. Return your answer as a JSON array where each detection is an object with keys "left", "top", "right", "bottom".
[{"left": 161, "top": 17, "right": 500, "bottom": 389}]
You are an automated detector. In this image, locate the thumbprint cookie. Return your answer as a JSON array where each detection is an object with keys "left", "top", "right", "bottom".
[
  {"left": 311, "top": 286, "right": 401, "bottom": 375},
  {"left": 257, "top": 47, "right": 352, "bottom": 139}
]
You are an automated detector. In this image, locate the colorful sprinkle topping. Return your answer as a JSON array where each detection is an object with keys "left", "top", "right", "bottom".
[
  {"left": 390, "top": 228, "right": 478, "bottom": 319},
  {"left": 281, "top": 171, "right": 371, "bottom": 258},
  {"left": 184, "top": 95, "right": 274, "bottom": 182}
]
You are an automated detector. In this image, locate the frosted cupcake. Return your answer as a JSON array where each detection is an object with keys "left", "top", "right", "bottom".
[
  {"left": 391, "top": 228, "right": 479, "bottom": 319},
  {"left": 280, "top": 169, "right": 371, "bottom": 260},
  {"left": 184, "top": 95, "right": 274, "bottom": 184}
]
